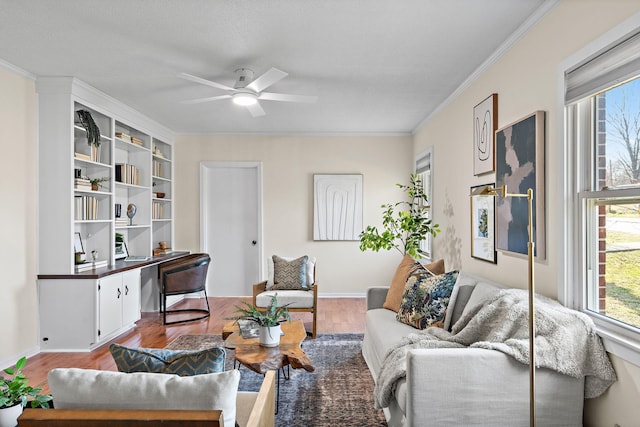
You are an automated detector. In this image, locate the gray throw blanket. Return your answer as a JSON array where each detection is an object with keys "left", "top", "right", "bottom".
[{"left": 374, "top": 288, "right": 617, "bottom": 409}]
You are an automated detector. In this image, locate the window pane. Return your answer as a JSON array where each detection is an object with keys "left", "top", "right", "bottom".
[
  {"left": 596, "top": 77, "right": 640, "bottom": 189},
  {"left": 588, "top": 201, "right": 640, "bottom": 329}
]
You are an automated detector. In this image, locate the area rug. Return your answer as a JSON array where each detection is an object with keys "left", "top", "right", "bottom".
[{"left": 167, "top": 333, "right": 387, "bottom": 427}]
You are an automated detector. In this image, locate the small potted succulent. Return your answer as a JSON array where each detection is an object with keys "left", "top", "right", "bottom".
[
  {"left": 89, "top": 177, "right": 109, "bottom": 191},
  {"left": 229, "top": 295, "right": 290, "bottom": 347},
  {"left": 0, "top": 357, "right": 52, "bottom": 427}
]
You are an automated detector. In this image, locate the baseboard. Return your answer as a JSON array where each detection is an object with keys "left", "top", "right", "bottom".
[
  {"left": 319, "top": 293, "right": 365, "bottom": 298},
  {"left": 0, "top": 346, "right": 42, "bottom": 370}
]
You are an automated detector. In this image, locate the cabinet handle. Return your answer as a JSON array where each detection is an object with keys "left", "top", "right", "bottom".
[
  {"left": 117, "top": 288, "right": 121, "bottom": 299},
  {"left": 125, "top": 285, "right": 129, "bottom": 296}
]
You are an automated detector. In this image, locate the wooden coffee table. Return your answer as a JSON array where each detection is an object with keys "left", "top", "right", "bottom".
[
  {"left": 223, "top": 319, "right": 314, "bottom": 374},
  {"left": 223, "top": 319, "right": 314, "bottom": 413}
]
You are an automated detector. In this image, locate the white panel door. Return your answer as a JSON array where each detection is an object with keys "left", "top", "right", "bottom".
[
  {"left": 202, "top": 163, "right": 261, "bottom": 296},
  {"left": 98, "top": 274, "right": 123, "bottom": 340},
  {"left": 122, "top": 269, "right": 141, "bottom": 325}
]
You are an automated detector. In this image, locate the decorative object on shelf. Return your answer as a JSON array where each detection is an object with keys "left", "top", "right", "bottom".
[
  {"left": 359, "top": 174, "right": 440, "bottom": 258},
  {"left": 470, "top": 183, "right": 497, "bottom": 263},
  {"left": 89, "top": 176, "right": 109, "bottom": 191},
  {"left": 115, "top": 232, "right": 128, "bottom": 260},
  {"left": 75, "top": 110, "right": 101, "bottom": 147},
  {"left": 91, "top": 250, "right": 98, "bottom": 262},
  {"left": 495, "top": 111, "right": 545, "bottom": 259},
  {"left": 470, "top": 184, "right": 536, "bottom": 426},
  {"left": 0, "top": 356, "right": 53, "bottom": 427},
  {"left": 229, "top": 294, "right": 290, "bottom": 347},
  {"left": 115, "top": 203, "right": 122, "bottom": 218},
  {"left": 126, "top": 203, "right": 137, "bottom": 226},
  {"left": 74, "top": 232, "right": 86, "bottom": 265},
  {"left": 153, "top": 144, "right": 166, "bottom": 158},
  {"left": 473, "top": 93, "right": 498, "bottom": 176},
  {"left": 313, "top": 174, "right": 363, "bottom": 241}
]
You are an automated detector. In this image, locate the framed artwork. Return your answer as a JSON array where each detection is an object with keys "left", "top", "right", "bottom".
[
  {"left": 313, "top": 174, "right": 363, "bottom": 241},
  {"left": 115, "top": 241, "right": 129, "bottom": 260},
  {"left": 473, "top": 93, "right": 498, "bottom": 176},
  {"left": 470, "top": 184, "right": 497, "bottom": 263},
  {"left": 495, "top": 111, "right": 546, "bottom": 259},
  {"left": 74, "top": 232, "right": 84, "bottom": 253}
]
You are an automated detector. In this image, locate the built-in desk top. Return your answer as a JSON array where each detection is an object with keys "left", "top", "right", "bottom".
[{"left": 37, "top": 251, "right": 191, "bottom": 280}]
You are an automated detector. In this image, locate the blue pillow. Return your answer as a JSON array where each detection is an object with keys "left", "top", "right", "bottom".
[
  {"left": 397, "top": 270, "right": 459, "bottom": 329},
  {"left": 109, "top": 343, "right": 226, "bottom": 376}
]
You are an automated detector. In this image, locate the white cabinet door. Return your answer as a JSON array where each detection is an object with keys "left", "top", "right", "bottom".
[
  {"left": 122, "top": 269, "right": 141, "bottom": 326},
  {"left": 98, "top": 274, "right": 123, "bottom": 340}
]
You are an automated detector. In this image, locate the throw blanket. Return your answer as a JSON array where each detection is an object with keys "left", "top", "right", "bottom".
[{"left": 374, "top": 289, "right": 617, "bottom": 409}]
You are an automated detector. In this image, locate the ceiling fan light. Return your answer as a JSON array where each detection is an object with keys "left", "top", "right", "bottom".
[{"left": 232, "top": 92, "right": 258, "bottom": 106}]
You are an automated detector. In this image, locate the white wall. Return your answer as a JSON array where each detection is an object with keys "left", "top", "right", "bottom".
[
  {"left": 0, "top": 65, "right": 38, "bottom": 364},
  {"left": 174, "top": 134, "right": 413, "bottom": 294},
  {"left": 414, "top": 1, "right": 640, "bottom": 425}
]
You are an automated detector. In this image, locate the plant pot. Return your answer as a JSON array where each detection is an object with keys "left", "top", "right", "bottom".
[
  {"left": 259, "top": 325, "right": 281, "bottom": 347},
  {"left": 0, "top": 403, "right": 23, "bottom": 427}
]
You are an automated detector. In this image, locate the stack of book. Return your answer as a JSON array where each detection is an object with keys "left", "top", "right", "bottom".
[
  {"left": 74, "top": 152, "right": 91, "bottom": 161},
  {"left": 131, "top": 136, "right": 143, "bottom": 146},
  {"left": 74, "top": 195, "right": 98, "bottom": 220},
  {"left": 75, "top": 259, "right": 108, "bottom": 273},
  {"left": 74, "top": 177, "right": 91, "bottom": 191},
  {"left": 153, "top": 247, "right": 173, "bottom": 256},
  {"left": 115, "top": 131, "right": 132, "bottom": 142},
  {"left": 115, "top": 163, "right": 140, "bottom": 185},
  {"left": 115, "top": 218, "right": 129, "bottom": 227}
]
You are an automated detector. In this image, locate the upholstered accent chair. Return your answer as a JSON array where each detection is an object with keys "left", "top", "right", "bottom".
[
  {"left": 158, "top": 253, "right": 211, "bottom": 325},
  {"left": 252, "top": 255, "right": 317, "bottom": 338}
]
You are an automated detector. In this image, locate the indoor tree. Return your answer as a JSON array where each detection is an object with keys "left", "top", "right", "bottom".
[{"left": 359, "top": 173, "right": 440, "bottom": 258}]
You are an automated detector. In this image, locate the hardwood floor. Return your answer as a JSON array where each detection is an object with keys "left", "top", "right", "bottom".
[{"left": 21, "top": 297, "right": 367, "bottom": 394}]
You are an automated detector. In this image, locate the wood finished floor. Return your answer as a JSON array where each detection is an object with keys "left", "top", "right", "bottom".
[{"left": 22, "top": 297, "right": 367, "bottom": 394}]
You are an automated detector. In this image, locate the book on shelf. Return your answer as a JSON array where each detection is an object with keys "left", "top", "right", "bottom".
[
  {"left": 115, "top": 131, "right": 132, "bottom": 142},
  {"left": 115, "top": 163, "right": 141, "bottom": 185},
  {"left": 74, "top": 259, "right": 108, "bottom": 272},
  {"left": 74, "top": 195, "right": 99, "bottom": 220},
  {"left": 74, "top": 152, "right": 91, "bottom": 161},
  {"left": 153, "top": 247, "right": 173, "bottom": 256},
  {"left": 131, "top": 136, "right": 143, "bottom": 146}
]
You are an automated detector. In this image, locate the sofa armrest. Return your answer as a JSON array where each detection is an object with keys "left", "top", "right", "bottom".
[
  {"left": 245, "top": 369, "right": 276, "bottom": 427},
  {"left": 366, "top": 287, "right": 389, "bottom": 310},
  {"left": 404, "top": 348, "right": 583, "bottom": 426},
  {"left": 252, "top": 280, "right": 268, "bottom": 306}
]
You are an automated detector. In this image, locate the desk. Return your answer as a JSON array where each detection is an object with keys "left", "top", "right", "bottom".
[{"left": 37, "top": 252, "right": 191, "bottom": 352}]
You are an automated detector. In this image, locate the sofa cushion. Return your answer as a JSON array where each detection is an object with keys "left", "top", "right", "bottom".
[
  {"left": 48, "top": 368, "right": 240, "bottom": 427},
  {"left": 443, "top": 271, "right": 505, "bottom": 331},
  {"left": 267, "top": 255, "right": 316, "bottom": 289},
  {"left": 383, "top": 255, "right": 445, "bottom": 312},
  {"left": 362, "top": 308, "right": 416, "bottom": 377},
  {"left": 458, "top": 282, "right": 501, "bottom": 321},
  {"left": 396, "top": 270, "right": 459, "bottom": 329},
  {"left": 109, "top": 343, "right": 226, "bottom": 376},
  {"left": 256, "top": 290, "right": 314, "bottom": 308},
  {"left": 270, "top": 255, "right": 310, "bottom": 290}
]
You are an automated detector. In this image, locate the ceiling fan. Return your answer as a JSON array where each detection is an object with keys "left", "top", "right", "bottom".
[{"left": 178, "top": 67, "right": 317, "bottom": 117}]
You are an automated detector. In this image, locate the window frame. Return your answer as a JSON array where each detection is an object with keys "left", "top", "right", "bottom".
[
  {"left": 560, "top": 14, "right": 640, "bottom": 367},
  {"left": 415, "top": 146, "right": 434, "bottom": 261}
]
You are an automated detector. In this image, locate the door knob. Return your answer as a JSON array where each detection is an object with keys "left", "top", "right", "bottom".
[{"left": 252, "top": 240, "right": 257, "bottom": 246}]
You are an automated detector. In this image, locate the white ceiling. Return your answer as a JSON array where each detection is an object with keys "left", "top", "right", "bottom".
[{"left": 0, "top": 0, "right": 549, "bottom": 135}]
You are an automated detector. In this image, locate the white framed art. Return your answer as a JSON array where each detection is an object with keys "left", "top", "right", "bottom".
[{"left": 313, "top": 174, "right": 363, "bottom": 241}]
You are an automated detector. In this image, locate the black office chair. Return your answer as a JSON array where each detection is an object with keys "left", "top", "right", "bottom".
[{"left": 158, "top": 253, "right": 211, "bottom": 325}]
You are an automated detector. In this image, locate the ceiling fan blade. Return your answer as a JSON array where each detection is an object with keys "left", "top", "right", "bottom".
[
  {"left": 181, "top": 95, "right": 232, "bottom": 104},
  {"left": 246, "top": 68, "right": 288, "bottom": 92},
  {"left": 246, "top": 102, "right": 266, "bottom": 117},
  {"left": 260, "top": 92, "right": 318, "bottom": 103},
  {"left": 178, "top": 72, "right": 235, "bottom": 92}
]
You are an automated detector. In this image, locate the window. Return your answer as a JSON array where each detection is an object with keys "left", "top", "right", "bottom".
[
  {"left": 564, "top": 27, "right": 640, "bottom": 364},
  {"left": 415, "top": 147, "right": 433, "bottom": 260}
]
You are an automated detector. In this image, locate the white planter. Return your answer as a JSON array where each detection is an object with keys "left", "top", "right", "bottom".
[
  {"left": 0, "top": 403, "right": 23, "bottom": 427},
  {"left": 259, "top": 325, "right": 281, "bottom": 347}
]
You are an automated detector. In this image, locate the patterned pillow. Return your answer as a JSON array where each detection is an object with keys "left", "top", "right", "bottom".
[
  {"left": 396, "top": 270, "right": 459, "bottom": 329},
  {"left": 109, "top": 343, "right": 226, "bottom": 376},
  {"left": 271, "top": 255, "right": 309, "bottom": 290}
]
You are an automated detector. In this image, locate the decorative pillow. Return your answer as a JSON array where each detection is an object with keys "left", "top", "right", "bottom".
[
  {"left": 270, "top": 255, "right": 309, "bottom": 290},
  {"left": 383, "top": 254, "right": 446, "bottom": 312},
  {"left": 267, "top": 255, "right": 316, "bottom": 288},
  {"left": 48, "top": 368, "right": 240, "bottom": 427},
  {"left": 396, "top": 270, "right": 459, "bottom": 329},
  {"left": 109, "top": 343, "right": 225, "bottom": 376}
]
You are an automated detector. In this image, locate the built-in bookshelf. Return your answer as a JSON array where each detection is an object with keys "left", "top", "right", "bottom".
[{"left": 37, "top": 77, "right": 174, "bottom": 275}]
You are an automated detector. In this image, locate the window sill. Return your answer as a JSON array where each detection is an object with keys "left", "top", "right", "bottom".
[{"left": 590, "top": 314, "right": 640, "bottom": 367}]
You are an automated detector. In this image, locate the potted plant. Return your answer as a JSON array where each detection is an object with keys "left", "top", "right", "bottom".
[
  {"left": 0, "top": 357, "right": 52, "bottom": 427},
  {"left": 359, "top": 173, "right": 440, "bottom": 258},
  {"left": 89, "top": 176, "right": 109, "bottom": 191},
  {"left": 229, "top": 295, "right": 290, "bottom": 347}
]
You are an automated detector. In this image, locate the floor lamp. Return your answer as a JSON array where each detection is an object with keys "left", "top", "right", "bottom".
[{"left": 470, "top": 184, "right": 536, "bottom": 427}]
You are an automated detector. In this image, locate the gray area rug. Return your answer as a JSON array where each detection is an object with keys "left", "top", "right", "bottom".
[{"left": 167, "top": 333, "right": 387, "bottom": 427}]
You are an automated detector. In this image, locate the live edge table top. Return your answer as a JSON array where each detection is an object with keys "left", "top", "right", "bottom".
[{"left": 223, "top": 319, "right": 315, "bottom": 374}]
